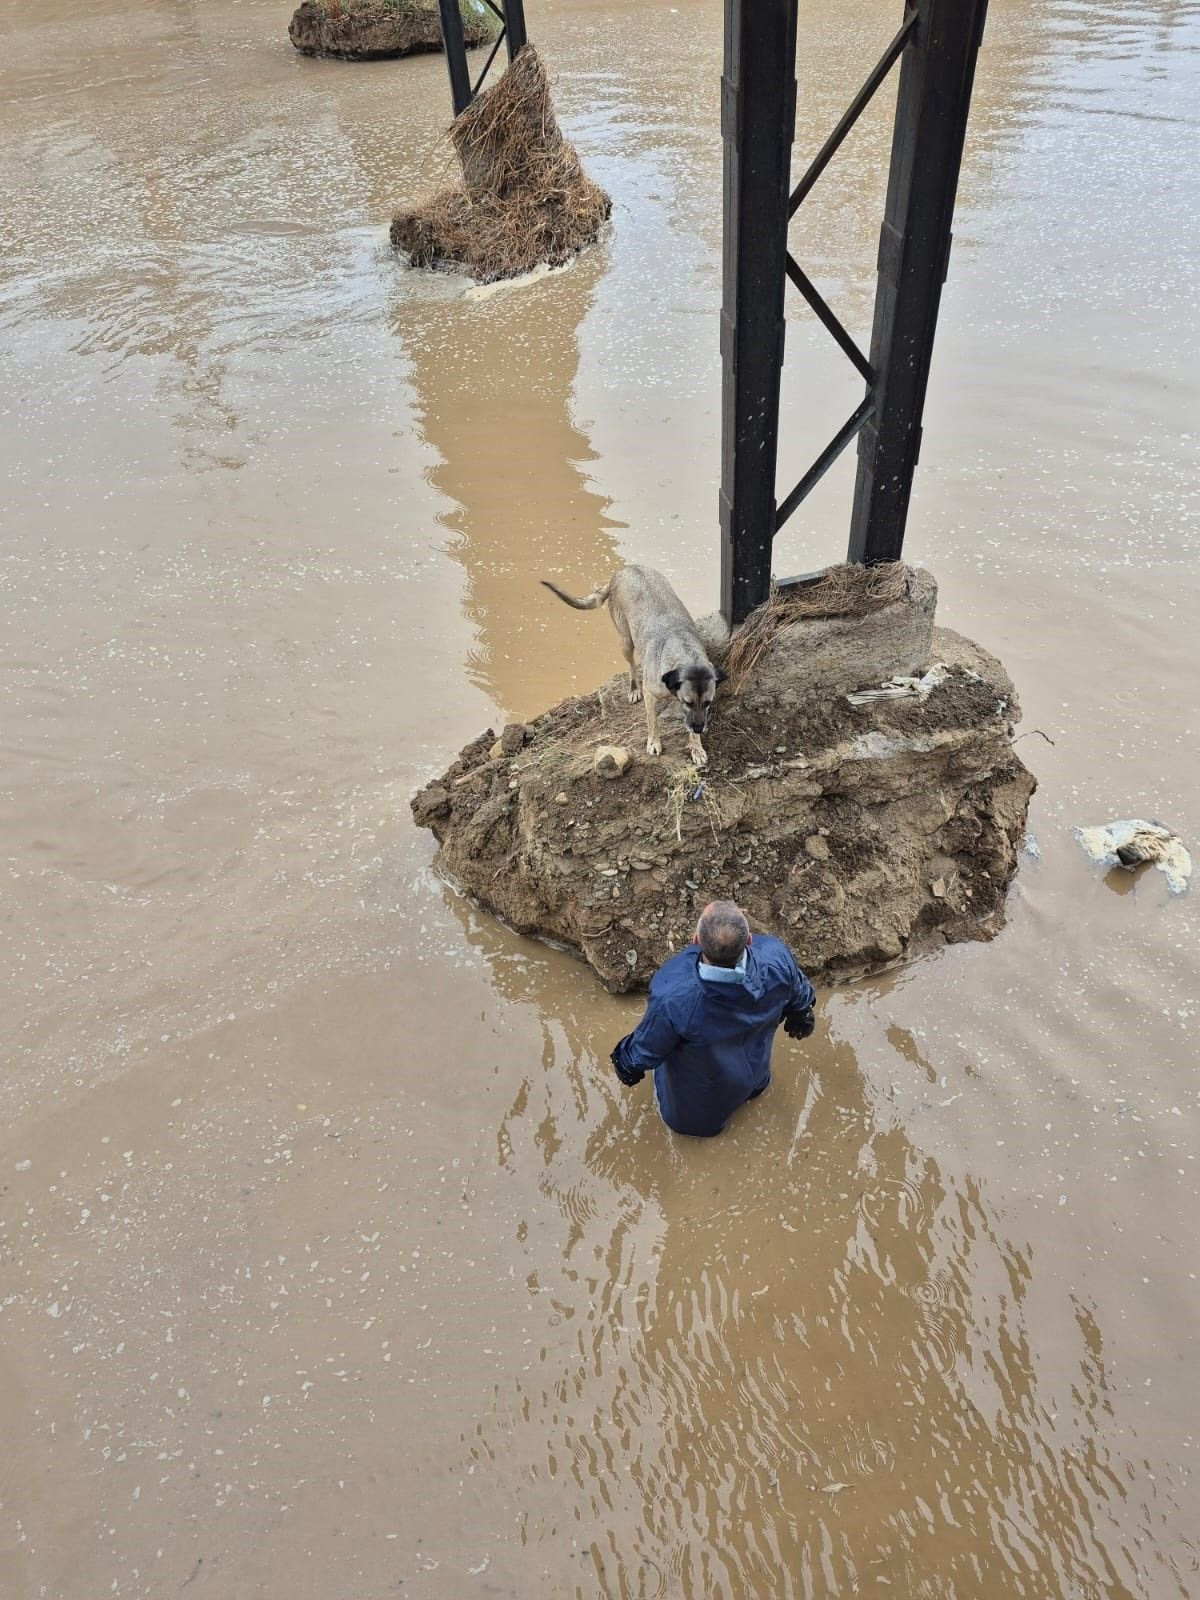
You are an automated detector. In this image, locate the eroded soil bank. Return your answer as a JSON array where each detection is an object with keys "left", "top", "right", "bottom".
[{"left": 414, "top": 624, "right": 1036, "bottom": 990}]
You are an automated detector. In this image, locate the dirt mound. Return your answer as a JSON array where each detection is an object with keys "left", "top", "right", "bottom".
[
  {"left": 288, "top": 0, "right": 494, "bottom": 60},
  {"left": 390, "top": 44, "right": 611, "bottom": 281},
  {"left": 412, "top": 623, "right": 1036, "bottom": 993}
]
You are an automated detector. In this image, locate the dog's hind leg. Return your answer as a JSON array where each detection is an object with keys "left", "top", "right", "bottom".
[
  {"left": 622, "top": 641, "right": 642, "bottom": 703},
  {"left": 611, "top": 610, "right": 641, "bottom": 702},
  {"left": 644, "top": 692, "right": 662, "bottom": 757},
  {"left": 625, "top": 650, "right": 643, "bottom": 704}
]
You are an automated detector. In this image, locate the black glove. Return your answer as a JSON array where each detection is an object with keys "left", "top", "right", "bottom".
[
  {"left": 610, "top": 1042, "right": 645, "bottom": 1087},
  {"left": 784, "top": 1007, "right": 815, "bottom": 1041}
]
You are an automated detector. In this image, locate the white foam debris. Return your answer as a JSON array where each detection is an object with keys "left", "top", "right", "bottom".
[
  {"left": 1074, "top": 819, "right": 1191, "bottom": 895},
  {"left": 463, "top": 259, "right": 567, "bottom": 302},
  {"left": 845, "top": 662, "right": 951, "bottom": 706}
]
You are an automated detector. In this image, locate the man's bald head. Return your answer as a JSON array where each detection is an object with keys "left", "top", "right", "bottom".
[{"left": 696, "top": 900, "right": 750, "bottom": 967}]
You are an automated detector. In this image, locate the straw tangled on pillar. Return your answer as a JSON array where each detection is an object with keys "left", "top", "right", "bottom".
[
  {"left": 390, "top": 45, "right": 611, "bottom": 281},
  {"left": 724, "top": 563, "right": 916, "bottom": 689}
]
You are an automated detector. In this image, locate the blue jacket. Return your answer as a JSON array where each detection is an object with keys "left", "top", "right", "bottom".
[{"left": 612, "top": 935, "right": 815, "bottom": 1137}]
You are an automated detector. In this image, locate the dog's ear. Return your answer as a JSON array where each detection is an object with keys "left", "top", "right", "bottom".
[
  {"left": 714, "top": 666, "right": 728, "bottom": 685},
  {"left": 661, "top": 668, "right": 683, "bottom": 696}
]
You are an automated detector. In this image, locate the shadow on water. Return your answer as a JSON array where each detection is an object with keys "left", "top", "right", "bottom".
[
  {"left": 389, "top": 254, "right": 628, "bottom": 722},
  {"left": 443, "top": 890, "right": 1180, "bottom": 1600}
]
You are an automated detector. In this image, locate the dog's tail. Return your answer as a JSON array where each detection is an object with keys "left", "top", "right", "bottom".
[{"left": 540, "top": 577, "right": 612, "bottom": 611}]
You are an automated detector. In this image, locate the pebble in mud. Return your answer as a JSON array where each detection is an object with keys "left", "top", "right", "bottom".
[{"left": 593, "top": 745, "right": 632, "bottom": 779}]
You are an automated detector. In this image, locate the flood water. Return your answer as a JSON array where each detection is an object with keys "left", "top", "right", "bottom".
[{"left": 2, "top": 0, "right": 1199, "bottom": 1594}]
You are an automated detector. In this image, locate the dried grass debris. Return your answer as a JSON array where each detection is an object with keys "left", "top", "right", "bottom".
[{"left": 663, "top": 764, "right": 732, "bottom": 842}]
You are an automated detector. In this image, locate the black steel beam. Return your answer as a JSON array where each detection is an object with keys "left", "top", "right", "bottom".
[
  {"left": 847, "top": 0, "right": 989, "bottom": 564},
  {"left": 788, "top": 12, "right": 916, "bottom": 219},
  {"left": 472, "top": 27, "right": 508, "bottom": 98},
  {"left": 504, "top": 0, "right": 527, "bottom": 57},
  {"left": 785, "top": 255, "right": 874, "bottom": 385},
  {"left": 776, "top": 396, "right": 875, "bottom": 532},
  {"left": 437, "top": 0, "right": 473, "bottom": 115},
  {"left": 437, "top": 0, "right": 528, "bottom": 118},
  {"left": 718, "top": 0, "right": 799, "bottom": 626}
]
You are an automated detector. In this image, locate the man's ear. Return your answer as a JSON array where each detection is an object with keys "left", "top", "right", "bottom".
[
  {"left": 714, "top": 666, "right": 728, "bottom": 685},
  {"left": 661, "top": 668, "right": 683, "bottom": 695}
]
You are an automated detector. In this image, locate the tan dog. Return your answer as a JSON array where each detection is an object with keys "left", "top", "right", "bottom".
[{"left": 542, "top": 565, "right": 725, "bottom": 766}]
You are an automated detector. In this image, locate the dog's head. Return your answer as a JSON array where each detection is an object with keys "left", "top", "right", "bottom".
[{"left": 662, "top": 663, "right": 726, "bottom": 735}]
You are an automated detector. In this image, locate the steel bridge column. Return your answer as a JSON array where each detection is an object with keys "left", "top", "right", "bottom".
[
  {"left": 437, "top": 0, "right": 529, "bottom": 118},
  {"left": 848, "top": 0, "right": 988, "bottom": 565},
  {"left": 504, "top": 0, "right": 526, "bottom": 57},
  {"left": 437, "top": 0, "right": 473, "bottom": 115},
  {"left": 718, "top": 0, "right": 799, "bottom": 627}
]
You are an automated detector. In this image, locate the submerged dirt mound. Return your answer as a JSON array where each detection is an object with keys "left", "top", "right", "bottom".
[
  {"left": 288, "top": 0, "right": 494, "bottom": 60},
  {"left": 390, "top": 44, "right": 611, "bottom": 281},
  {"left": 412, "top": 606, "right": 1036, "bottom": 992}
]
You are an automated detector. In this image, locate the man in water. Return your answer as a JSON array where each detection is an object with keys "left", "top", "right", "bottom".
[{"left": 610, "top": 900, "right": 815, "bottom": 1137}]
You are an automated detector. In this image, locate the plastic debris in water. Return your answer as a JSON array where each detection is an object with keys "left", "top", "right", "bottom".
[{"left": 1074, "top": 819, "right": 1191, "bottom": 895}]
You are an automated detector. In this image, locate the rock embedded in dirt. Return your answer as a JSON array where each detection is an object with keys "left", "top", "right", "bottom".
[
  {"left": 288, "top": 0, "right": 494, "bottom": 60},
  {"left": 411, "top": 599, "right": 1037, "bottom": 992},
  {"left": 594, "top": 745, "right": 631, "bottom": 779}
]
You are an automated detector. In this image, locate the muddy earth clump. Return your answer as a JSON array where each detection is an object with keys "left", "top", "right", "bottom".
[
  {"left": 391, "top": 44, "right": 611, "bottom": 281},
  {"left": 288, "top": 0, "right": 494, "bottom": 60},
  {"left": 412, "top": 573, "right": 1036, "bottom": 992}
]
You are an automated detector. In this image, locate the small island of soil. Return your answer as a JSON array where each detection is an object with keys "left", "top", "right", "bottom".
[{"left": 289, "top": 0, "right": 495, "bottom": 61}]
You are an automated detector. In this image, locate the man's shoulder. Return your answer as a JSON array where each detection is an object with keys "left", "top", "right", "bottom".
[
  {"left": 650, "top": 946, "right": 702, "bottom": 1000},
  {"left": 752, "top": 933, "right": 799, "bottom": 968}
]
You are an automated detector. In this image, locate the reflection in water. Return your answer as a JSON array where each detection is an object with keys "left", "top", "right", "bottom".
[
  {"left": 446, "top": 894, "right": 1176, "bottom": 1598},
  {"left": 391, "top": 261, "right": 626, "bottom": 720}
]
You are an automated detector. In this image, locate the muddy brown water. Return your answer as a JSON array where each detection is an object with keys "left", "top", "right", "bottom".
[{"left": 2, "top": 0, "right": 1199, "bottom": 1595}]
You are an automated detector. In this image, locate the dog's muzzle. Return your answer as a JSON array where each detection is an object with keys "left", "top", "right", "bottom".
[{"left": 687, "top": 713, "right": 709, "bottom": 734}]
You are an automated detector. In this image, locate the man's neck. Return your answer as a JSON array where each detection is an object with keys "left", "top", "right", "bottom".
[{"left": 697, "top": 948, "right": 748, "bottom": 983}]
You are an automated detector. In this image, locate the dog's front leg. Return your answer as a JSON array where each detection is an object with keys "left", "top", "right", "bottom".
[
  {"left": 644, "top": 692, "right": 662, "bottom": 756},
  {"left": 687, "top": 732, "right": 708, "bottom": 769}
]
